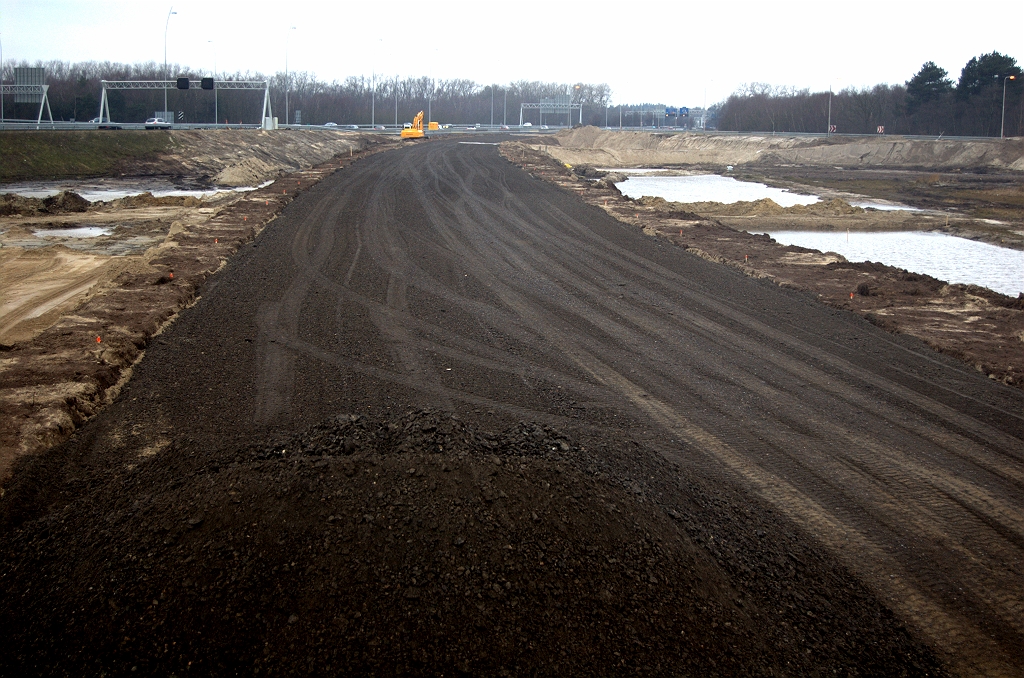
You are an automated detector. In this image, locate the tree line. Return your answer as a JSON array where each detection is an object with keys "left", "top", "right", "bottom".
[
  {"left": 0, "top": 60, "right": 612, "bottom": 126},
  {"left": 716, "top": 52, "right": 1022, "bottom": 137}
]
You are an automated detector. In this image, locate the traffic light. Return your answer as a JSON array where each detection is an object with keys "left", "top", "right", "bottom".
[
  {"left": 201, "top": 77, "right": 214, "bottom": 90},
  {"left": 176, "top": 78, "right": 190, "bottom": 90}
]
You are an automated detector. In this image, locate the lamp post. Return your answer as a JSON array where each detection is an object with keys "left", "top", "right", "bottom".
[
  {"left": 491, "top": 85, "right": 494, "bottom": 127},
  {"left": 827, "top": 83, "right": 832, "bottom": 137},
  {"left": 1002, "top": 75, "right": 1017, "bottom": 139},
  {"left": 394, "top": 74, "right": 398, "bottom": 126},
  {"left": 574, "top": 84, "right": 581, "bottom": 126},
  {"left": 208, "top": 40, "right": 217, "bottom": 125},
  {"left": 285, "top": 26, "right": 296, "bottom": 126},
  {"left": 503, "top": 87, "right": 507, "bottom": 126},
  {"left": 164, "top": 7, "right": 176, "bottom": 118}
]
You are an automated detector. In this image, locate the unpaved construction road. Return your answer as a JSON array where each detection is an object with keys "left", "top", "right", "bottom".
[{"left": 2, "top": 138, "right": 1023, "bottom": 675}]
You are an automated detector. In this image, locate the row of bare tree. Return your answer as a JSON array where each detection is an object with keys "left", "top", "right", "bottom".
[{"left": 0, "top": 60, "right": 612, "bottom": 126}]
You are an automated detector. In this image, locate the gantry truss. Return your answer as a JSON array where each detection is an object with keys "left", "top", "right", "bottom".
[
  {"left": 519, "top": 101, "right": 582, "bottom": 126},
  {"left": 0, "top": 84, "right": 54, "bottom": 128},
  {"left": 99, "top": 80, "right": 272, "bottom": 125}
]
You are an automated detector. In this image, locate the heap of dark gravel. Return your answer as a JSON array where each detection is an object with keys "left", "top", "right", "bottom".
[{"left": 0, "top": 409, "right": 945, "bottom": 676}]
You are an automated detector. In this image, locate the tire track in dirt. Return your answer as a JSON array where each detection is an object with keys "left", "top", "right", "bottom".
[
  {"left": 20, "top": 138, "right": 1016, "bottom": 675},
  {"left": 342, "top": 141, "right": 1022, "bottom": 675}
]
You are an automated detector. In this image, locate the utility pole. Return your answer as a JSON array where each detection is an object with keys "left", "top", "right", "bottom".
[
  {"left": 503, "top": 87, "right": 507, "bottom": 125},
  {"left": 490, "top": 85, "right": 494, "bottom": 127}
]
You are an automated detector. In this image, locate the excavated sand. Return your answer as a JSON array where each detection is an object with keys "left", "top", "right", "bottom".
[{"left": 541, "top": 127, "right": 1024, "bottom": 171}]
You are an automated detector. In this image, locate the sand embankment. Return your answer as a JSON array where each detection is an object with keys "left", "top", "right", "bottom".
[{"left": 537, "top": 127, "right": 1024, "bottom": 171}]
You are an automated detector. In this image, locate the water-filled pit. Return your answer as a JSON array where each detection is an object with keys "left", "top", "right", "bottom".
[
  {"left": 1, "top": 178, "right": 274, "bottom": 202},
  {"left": 611, "top": 172, "right": 1018, "bottom": 296}
]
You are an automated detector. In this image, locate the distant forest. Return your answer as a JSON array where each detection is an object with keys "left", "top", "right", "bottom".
[
  {"left": 0, "top": 60, "right": 612, "bottom": 127},
  {"left": 2, "top": 53, "right": 1021, "bottom": 136},
  {"left": 716, "top": 52, "right": 1023, "bottom": 137}
]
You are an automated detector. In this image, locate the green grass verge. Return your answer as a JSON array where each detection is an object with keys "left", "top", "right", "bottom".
[{"left": 0, "top": 131, "right": 173, "bottom": 183}]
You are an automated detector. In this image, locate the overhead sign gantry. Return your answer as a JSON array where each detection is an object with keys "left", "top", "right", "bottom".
[{"left": 98, "top": 79, "right": 274, "bottom": 127}]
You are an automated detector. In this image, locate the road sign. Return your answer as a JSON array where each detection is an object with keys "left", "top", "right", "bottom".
[
  {"left": 877, "top": 126, "right": 885, "bottom": 134},
  {"left": 829, "top": 125, "right": 837, "bottom": 133}
]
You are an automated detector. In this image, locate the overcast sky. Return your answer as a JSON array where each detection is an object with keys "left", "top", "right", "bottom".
[{"left": 1, "top": 0, "right": 1020, "bottom": 107}]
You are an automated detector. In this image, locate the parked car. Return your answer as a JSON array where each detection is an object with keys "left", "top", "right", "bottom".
[{"left": 144, "top": 117, "right": 171, "bottom": 130}]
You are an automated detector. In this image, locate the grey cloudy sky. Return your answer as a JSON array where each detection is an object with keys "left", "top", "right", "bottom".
[{"left": 1, "top": 0, "right": 1020, "bottom": 108}]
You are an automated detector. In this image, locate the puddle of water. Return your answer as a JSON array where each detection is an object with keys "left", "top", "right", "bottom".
[
  {"left": 1, "top": 178, "right": 274, "bottom": 202},
  {"left": 757, "top": 230, "right": 1024, "bottom": 297},
  {"left": 33, "top": 226, "right": 112, "bottom": 238},
  {"left": 606, "top": 171, "right": 921, "bottom": 211},
  {"left": 614, "top": 174, "right": 820, "bottom": 207},
  {"left": 849, "top": 201, "right": 922, "bottom": 212}
]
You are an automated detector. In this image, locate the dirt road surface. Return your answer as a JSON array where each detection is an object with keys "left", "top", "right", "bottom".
[{"left": 2, "top": 138, "right": 1022, "bottom": 675}]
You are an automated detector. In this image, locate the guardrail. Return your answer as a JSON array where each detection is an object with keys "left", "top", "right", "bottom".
[{"left": 0, "top": 120, "right": 1005, "bottom": 142}]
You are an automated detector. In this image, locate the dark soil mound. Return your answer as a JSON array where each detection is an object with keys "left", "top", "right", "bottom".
[
  {"left": 0, "top": 410, "right": 944, "bottom": 676},
  {"left": 42, "top": 190, "right": 90, "bottom": 213}
]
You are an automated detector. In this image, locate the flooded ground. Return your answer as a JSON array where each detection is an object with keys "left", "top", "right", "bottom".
[
  {"left": 756, "top": 230, "right": 1024, "bottom": 297},
  {"left": 610, "top": 172, "right": 920, "bottom": 211},
  {"left": 608, "top": 172, "right": 1018, "bottom": 295},
  {"left": 0, "top": 178, "right": 273, "bottom": 202}
]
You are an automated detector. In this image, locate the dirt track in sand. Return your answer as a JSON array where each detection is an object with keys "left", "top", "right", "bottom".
[{"left": 1, "top": 138, "right": 1022, "bottom": 676}]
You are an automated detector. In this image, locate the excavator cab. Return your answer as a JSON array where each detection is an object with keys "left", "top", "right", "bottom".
[{"left": 401, "top": 110, "right": 426, "bottom": 139}]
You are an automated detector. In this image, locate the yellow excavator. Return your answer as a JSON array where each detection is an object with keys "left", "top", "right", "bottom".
[{"left": 401, "top": 110, "right": 426, "bottom": 139}]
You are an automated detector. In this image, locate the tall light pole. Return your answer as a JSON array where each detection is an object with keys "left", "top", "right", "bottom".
[
  {"left": 490, "top": 85, "right": 494, "bottom": 127},
  {"left": 503, "top": 87, "right": 507, "bottom": 126},
  {"left": 285, "top": 26, "right": 296, "bottom": 126},
  {"left": 1, "top": 30, "right": 5, "bottom": 125},
  {"left": 394, "top": 74, "right": 398, "bottom": 126},
  {"left": 208, "top": 40, "right": 217, "bottom": 125},
  {"left": 163, "top": 7, "right": 176, "bottom": 118},
  {"left": 827, "top": 83, "right": 832, "bottom": 137},
  {"left": 1002, "top": 75, "right": 1017, "bottom": 139}
]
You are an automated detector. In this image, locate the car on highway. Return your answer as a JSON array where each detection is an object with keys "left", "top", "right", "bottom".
[
  {"left": 324, "top": 122, "right": 338, "bottom": 127},
  {"left": 500, "top": 125, "right": 510, "bottom": 130},
  {"left": 522, "top": 122, "right": 532, "bottom": 127},
  {"left": 540, "top": 125, "right": 549, "bottom": 129},
  {"left": 144, "top": 117, "right": 171, "bottom": 130},
  {"left": 344, "top": 124, "right": 359, "bottom": 130}
]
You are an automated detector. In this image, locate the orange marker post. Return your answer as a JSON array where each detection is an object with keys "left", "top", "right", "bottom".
[
  {"left": 96, "top": 336, "right": 102, "bottom": 343},
  {"left": 169, "top": 272, "right": 174, "bottom": 279},
  {"left": 850, "top": 292, "right": 855, "bottom": 299}
]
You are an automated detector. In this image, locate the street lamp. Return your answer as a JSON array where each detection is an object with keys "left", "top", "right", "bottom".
[
  {"left": 285, "top": 26, "right": 296, "bottom": 126},
  {"left": 208, "top": 40, "right": 217, "bottom": 125},
  {"left": 574, "top": 84, "right": 581, "bottom": 126},
  {"left": 491, "top": 84, "right": 494, "bottom": 127},
  {"left": 1002, "top": 75, "right": 1017, "bottom": 139},
  {"left": 164, "top": 7, "right": 176, "bottom": 118},
  {"left": 827, "top": 83, "right": 832, "bottom": 137}
]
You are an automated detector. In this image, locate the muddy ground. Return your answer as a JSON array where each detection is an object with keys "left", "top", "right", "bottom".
[
  {"left": 0, "top": 131, "right": 398, "bottom": 477},
  {"left": 1, "top": 132, "right": 1022, "bottom": 675},
  {"left": 499, "top": 140, "right": 1024, "bottom": 395},
  {"left": 5, "top": 137, "right": 985, "bottom": 676}
]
